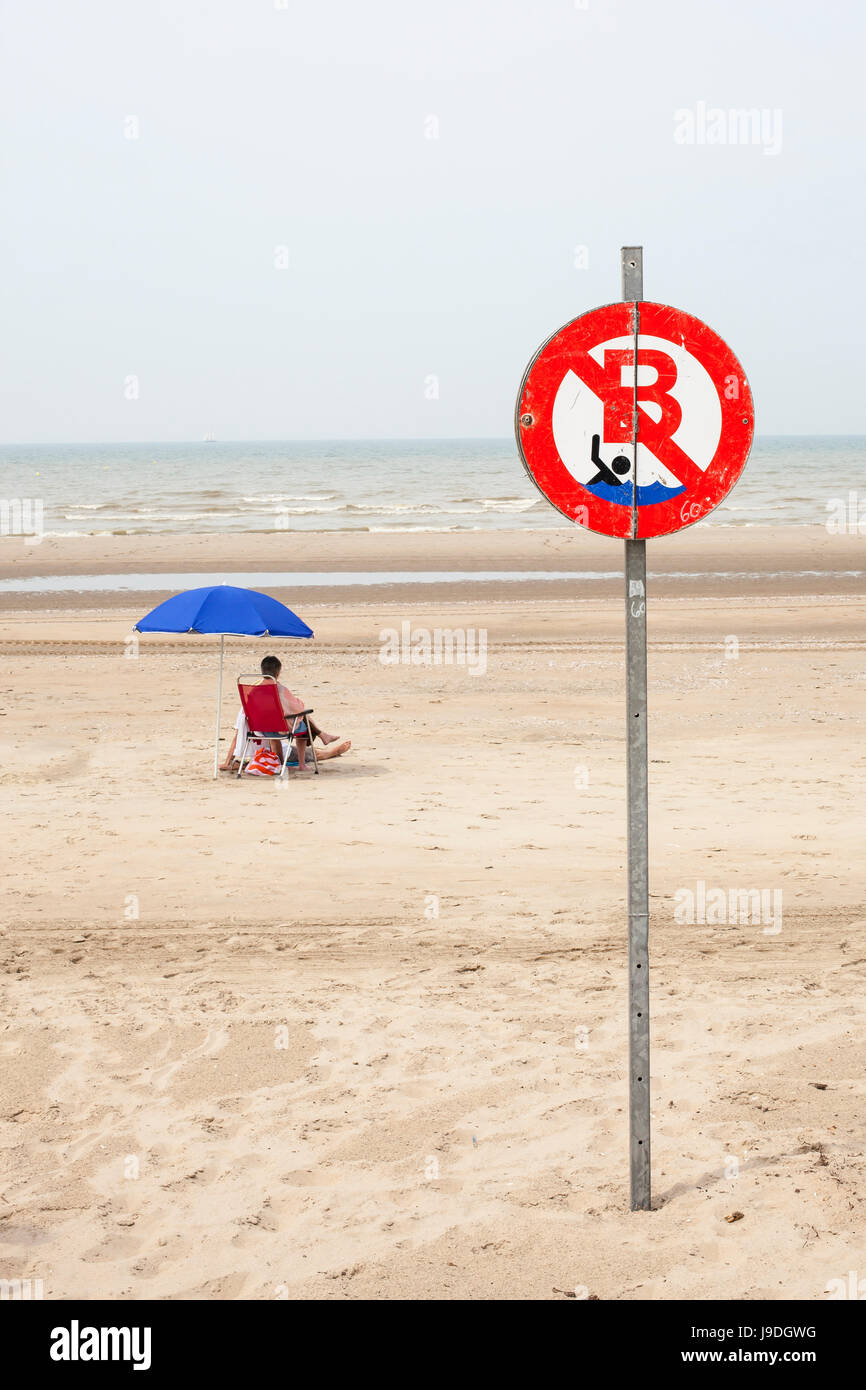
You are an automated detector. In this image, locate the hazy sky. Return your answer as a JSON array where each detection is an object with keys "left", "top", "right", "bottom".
[{"left": 1, "top": 0, "right": 863, "bottom": 441}]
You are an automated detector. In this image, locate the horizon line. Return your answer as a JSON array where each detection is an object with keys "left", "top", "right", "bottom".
[{"left": 0, "top": 432, "right": 862, "bottom": 448}]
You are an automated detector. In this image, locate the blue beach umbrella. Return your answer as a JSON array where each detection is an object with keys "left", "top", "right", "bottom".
[{"left": 134, "top": 585, "right": 314, "bottom": 777}]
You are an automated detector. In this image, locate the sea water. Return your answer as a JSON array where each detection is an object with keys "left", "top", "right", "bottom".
[{"left": 0, "top": 436, "right": 862, "bottom": 537}]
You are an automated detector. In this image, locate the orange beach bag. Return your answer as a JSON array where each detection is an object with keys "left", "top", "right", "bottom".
[{"left": 245, "top": 747, "right": 282, "bottom": 777}]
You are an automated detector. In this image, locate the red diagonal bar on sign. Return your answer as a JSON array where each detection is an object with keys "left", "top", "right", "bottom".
[
  {"left": 638, "top": 412, "right": 705, "bottom": 491},
  {"left": 566, "top": 348, "right": 611, "bottom": 400},
  {"left": 567, "top": 346, "right": 634, "bottom": 443}
]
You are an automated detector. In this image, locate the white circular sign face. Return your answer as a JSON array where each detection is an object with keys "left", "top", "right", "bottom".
[{"left": 551, "top": 333, "right": 723, "bottom": 505}]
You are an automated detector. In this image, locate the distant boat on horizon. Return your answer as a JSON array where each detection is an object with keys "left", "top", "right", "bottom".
[{"left": 202, "top": 432, "right": 216, "bottom": 442}]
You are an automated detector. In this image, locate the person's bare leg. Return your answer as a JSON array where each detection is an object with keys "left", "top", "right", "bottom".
[
  {"left": 308, "top": 717, "right": 339, "bottom": 746},
  {"left": 315, "top": 739, "right": 351, "bottom": 762},
  {"left": 219, "top": 730, "right": 239, "bottom": 771},
  {"left": 289, "top": 734, "right": 310, "bottom": 771}
]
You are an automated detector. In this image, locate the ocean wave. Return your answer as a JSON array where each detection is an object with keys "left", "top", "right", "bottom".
[
  {"left": 479, "top": 497, "right": 540, "bottom": 510},
  {"left": 59, "top": 496, "right": 545, "bottom": 520},
  {"left": 240, "top": 493, "right": 339, "bottom": 503},
  {"left": 341, "top": 501, "right": 540, "bottom": 515}
]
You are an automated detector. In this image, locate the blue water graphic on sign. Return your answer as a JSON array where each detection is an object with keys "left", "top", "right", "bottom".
[{"left": 583, "top": 480, "right": 687, "bottom": 507}]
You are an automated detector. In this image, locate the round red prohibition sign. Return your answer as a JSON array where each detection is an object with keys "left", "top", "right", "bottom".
[{"left": 515, "top": 301, "right": 754, "bottom": 539}]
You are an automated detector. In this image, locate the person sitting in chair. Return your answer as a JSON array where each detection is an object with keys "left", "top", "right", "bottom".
[{"left": 219, "top": 654, "right": 350, "bottom": 772}]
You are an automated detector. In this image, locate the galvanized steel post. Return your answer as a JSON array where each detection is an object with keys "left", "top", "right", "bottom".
[{"left": 622, "top": 246, "right": 651, "bottom": 1211}]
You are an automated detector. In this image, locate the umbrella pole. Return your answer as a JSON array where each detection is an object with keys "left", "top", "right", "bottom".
[{"left": 213, "top": 634, "right": 224, "bottom": 778}]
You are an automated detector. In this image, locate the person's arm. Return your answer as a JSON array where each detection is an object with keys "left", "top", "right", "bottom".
[{"left": 279, "top": 682, "right": 306, "bottom": 715}]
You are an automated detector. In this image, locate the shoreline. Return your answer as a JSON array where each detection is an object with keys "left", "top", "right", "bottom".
[
  {"left": 0, "top": 574, "right": 864, "bottom": 613},
  {"left": 0, "top": 523, "right": 857, "bottom": 576},
  {"left": 0, "top": 526, "right": 863, "bottom": 609},
  {"left": 1, "top": 593, "right": 863, "bottom": 650}
]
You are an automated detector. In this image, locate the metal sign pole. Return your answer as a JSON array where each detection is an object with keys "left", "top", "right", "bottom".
[
  {"left": 622, "top": 245, "right": 651, "bottom": 1211},
  {"left": 516, "top": 249, "right": 753, "bottom": 1212}
]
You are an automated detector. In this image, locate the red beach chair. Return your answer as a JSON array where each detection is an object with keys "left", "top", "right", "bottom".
[{"left": 235, "top": 674, "right": 318, "bottom": 777}]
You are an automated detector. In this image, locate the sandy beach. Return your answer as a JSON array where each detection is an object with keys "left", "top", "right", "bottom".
[{"left": 1, "top": 525, "right": 865, "bottom": 1300}]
